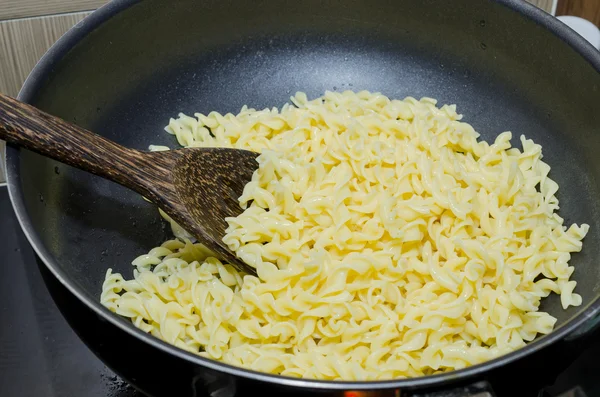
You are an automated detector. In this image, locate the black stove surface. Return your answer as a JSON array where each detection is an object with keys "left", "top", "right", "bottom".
[{"left": 0, "top": 184, "right": 597, "bottom": 397}]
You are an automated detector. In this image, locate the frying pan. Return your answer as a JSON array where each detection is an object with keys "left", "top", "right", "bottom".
[{"left": 5, "top": 0, "right": 600, "bottom": 396}]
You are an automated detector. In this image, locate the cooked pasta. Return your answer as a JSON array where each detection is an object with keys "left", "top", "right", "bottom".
[{"left": 101, "top": 90, "right": 589, "bottom": 380}]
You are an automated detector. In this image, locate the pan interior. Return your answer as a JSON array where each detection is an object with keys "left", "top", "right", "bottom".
[{"left": 12, "top": 0, "right": 600, "bottom": 343}]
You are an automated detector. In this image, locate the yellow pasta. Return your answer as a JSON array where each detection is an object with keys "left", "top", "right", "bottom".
[{"left": 101, "top": 90, "right": 588, "bottom": 380}]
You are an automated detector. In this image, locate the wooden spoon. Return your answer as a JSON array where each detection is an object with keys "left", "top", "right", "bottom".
[{"left": 0, "top": 93, "right": 259, "bottom": 275}]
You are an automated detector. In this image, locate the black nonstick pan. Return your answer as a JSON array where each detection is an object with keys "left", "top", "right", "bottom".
[{"left": 5, "top": 0, "right": 600, "bottom": 396}]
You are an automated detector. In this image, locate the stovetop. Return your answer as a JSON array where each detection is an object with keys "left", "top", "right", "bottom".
[{"left": 0, "top": 184, "right": 597, "bottom": 397}]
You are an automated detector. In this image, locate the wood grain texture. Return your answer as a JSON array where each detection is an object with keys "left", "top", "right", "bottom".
[
  {"left": 0, "top": 12, "right": 91, "bottom": 98},
  {"left": 0, "top": 12, "right": 92, "bottom": 182},
  {"left": 557, "top": 0, "right": 600, "bottom": 26},
  {"left": 171, "top": 147, "right": 258, "bottom": 273},
  {"left": 0, "top": 0, "right": 107, "bottom": 20},
  {"left": 526, "top": 0, "right": 556, "bottom": 13},
  {"left": 0, "top": 92, "right": 258, "bottom": 273}
]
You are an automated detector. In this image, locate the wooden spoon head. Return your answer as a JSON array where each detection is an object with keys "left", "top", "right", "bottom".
[
  {"left": 0, "top": 92, "right": 260, "bottom": 274},
  {"left": 170, "top": 147, "right": 259, "bottom": 273}
]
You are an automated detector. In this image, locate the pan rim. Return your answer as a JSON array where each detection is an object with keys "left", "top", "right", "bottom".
[{"left": 5, "top": 0, "right": 600, "bottom": 391}]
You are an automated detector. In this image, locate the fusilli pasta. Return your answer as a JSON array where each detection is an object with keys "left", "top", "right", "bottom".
[{"left": 101, "top": 90, "right": 588, "bottom": 380}]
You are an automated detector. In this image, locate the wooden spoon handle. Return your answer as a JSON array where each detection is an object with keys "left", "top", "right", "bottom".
[{"left": 0, "top": 93, "right": 164, "bottom": 197}]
